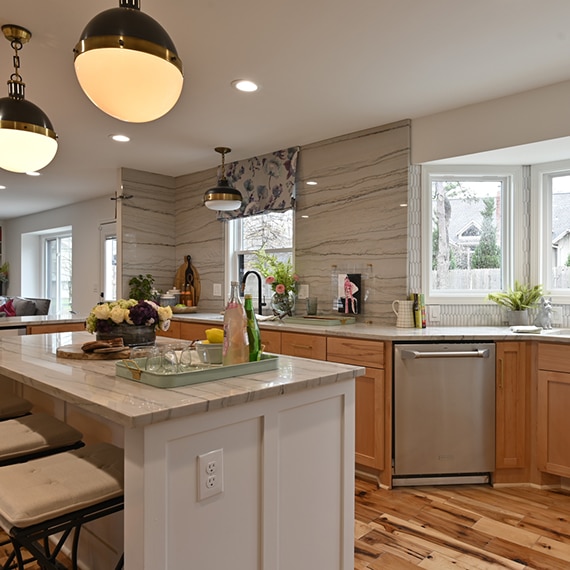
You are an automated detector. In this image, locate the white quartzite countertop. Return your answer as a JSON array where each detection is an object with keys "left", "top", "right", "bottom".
[
  {"left": 0, "top": 332, "right": 363, "bottom": 429},
  {"left": 172, "top": 312, "right": 570, "bottom": 343}
]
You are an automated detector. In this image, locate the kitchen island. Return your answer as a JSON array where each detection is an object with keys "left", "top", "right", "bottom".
[{"left": 0, "top": 332, "right": 362, "bottom": 569}]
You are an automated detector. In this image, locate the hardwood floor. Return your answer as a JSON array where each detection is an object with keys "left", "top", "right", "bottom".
[
  {"left": 355, "top": 479, "right": 570, "bottom": 569},
  {"left": 2, "top": 479, "right": 569, "bottom": 569}
]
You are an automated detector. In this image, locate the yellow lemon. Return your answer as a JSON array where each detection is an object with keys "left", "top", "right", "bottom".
[{"left": 205, "top": 328, "right": 224, "bottom": 344}]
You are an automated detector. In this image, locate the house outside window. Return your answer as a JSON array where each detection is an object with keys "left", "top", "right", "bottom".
[{"left": 422, "top": 165, "right": 522, "bottom": 304}]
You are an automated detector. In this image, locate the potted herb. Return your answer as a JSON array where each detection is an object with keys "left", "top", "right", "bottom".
[
  {"left": 487, "top": 281, "right": 544, "bottom": 326},
  {"left": 128, "top": 274, "right": 156, "bottom": 301}
]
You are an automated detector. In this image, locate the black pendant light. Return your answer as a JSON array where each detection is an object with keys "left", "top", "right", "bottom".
[
  {"left": 0, "top": 25, "right": 58, "bottom": 173},
  {"left": 73, "top": 0, "right": 184, "bottom": 123},
  {"left": 203, "top": 147, "right": 243, "bottom": 211}
]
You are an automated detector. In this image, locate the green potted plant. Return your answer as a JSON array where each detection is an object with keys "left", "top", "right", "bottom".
[
  {"left": 487, "top": 281, "right": 543, "bottom": 326},
  {"left": 128, "top": 274, "right": 156, "bottom": 301}
]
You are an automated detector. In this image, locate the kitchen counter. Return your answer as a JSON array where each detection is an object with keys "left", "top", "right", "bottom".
[
  {"left": 0, "top": 313, "right": 85, "bottom": 327},
  {"left": 0, "top": 332, "right": 360, "bottom": 569},
  {"left": 172, "top": 312, "right": 568, "bottom": 342}
]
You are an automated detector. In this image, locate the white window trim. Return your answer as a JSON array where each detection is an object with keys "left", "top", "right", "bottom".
[
  {"left": 531, "top": 159, "right": 570, "bottom": 304},
  {"left": 421, "top": 164, "right": 523, "bottom": 305}
]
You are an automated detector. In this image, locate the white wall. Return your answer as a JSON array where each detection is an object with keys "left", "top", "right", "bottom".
[
  {"left": 3, "top": 196, "right": 115, "bottom": 315},
  {"left": 412, "top": 79, "right": 570, "bottom": 164}
]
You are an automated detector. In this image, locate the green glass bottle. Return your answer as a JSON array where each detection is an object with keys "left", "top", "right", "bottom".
[{"left": 244, "top": 294, "right": 261, "bottom": 361}]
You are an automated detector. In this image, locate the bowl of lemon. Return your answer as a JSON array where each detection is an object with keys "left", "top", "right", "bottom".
[{"left": 195, "top": 328, "right": 224, "bottom": 364}]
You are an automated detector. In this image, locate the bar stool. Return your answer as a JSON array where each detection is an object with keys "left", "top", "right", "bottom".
[
  {"left": 0, "top": 396, "right": 32, "bottom": 421},
  {"left": 0, "top": 413, "right": 83, "bottom": 467},
  {"left": 0, "top": 442, "right": 124, "bottom": 570},
  {"left": 0, "top": 412, "right": 84, "bottom": 566}
]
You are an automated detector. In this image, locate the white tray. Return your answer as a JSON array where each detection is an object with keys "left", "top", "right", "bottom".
[{"left": 115, "top": 353, "right": 279, "bottom": 388}]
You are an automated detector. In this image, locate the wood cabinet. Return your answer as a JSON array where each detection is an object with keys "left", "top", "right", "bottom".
[
  {"left": 327, "top": 337, "right": 385, "bottom": 470},
  {"left": 537, "top": 343, "right": 570, "bottom": 477},
  {"left": 281, "top": 332, "right": 326, "bottom": 360},
  {"left": 157, "top": 321, "right": 181, "bottom": 339},
  {"left": 26, "top": 322, "right": 86, "bottom": 335},
  {"left": 495, "top": 341, "right": 527, "bottom": 470},
  {"left": 179, "top": 322, "right": 220, "bottom": 342},
  {"left": 260, "top": 329, "right": 281, "bottom": 354}
]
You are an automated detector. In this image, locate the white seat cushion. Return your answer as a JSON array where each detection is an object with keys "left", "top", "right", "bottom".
[
  {"left": 0, "top": 394, "right": 32, "bottom": 420},
  {"left": 0, "top": 413, "right": 83, "bottom": 461},
  {"left": 0, "top": 442, "right": 124, "bottom": 528}
]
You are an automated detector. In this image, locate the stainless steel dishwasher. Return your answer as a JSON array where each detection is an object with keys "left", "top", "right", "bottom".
[{"left": 393, "top": 342, "right": 495, "bottom": 486}]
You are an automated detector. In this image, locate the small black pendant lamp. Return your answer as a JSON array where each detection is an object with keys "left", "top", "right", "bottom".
[
  {"left": 0, "top": 25, "right": 58, "bottom": 173},
  {"left": 203, "top": 147, "right": 243, "bottom": 211},
  {"left": 73, "top": 0, "right": 184, "bottom": 123}
]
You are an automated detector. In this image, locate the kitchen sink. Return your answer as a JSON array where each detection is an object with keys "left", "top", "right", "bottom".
[{"left": 543, "top": 328, "right": 570, "bottom": 336}]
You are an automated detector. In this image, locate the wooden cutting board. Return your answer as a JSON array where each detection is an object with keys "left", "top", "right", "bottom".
[
  {"left": 57, "top": 344, "right": 131, "bottom": 360},
  {"left": 174, "top": 255, "right": 201, "bottom": 305}
]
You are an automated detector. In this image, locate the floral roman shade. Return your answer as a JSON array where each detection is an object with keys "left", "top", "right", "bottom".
[{"left": 218, "top": 146, "right": 299, "bottom": 220}]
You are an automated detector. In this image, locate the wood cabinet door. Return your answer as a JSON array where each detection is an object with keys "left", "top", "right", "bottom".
[
  {"left": 537, "top": 369, "right": 570, "bottom": 477},
  {"left": 280, "top": 332, "right": 326, "bottom": 360},
  {"left": 495, "top": 341, "right": 527, "bottom": 469},
  {"left": 354, "top": 367, "right": 385, "bottom": 469}
]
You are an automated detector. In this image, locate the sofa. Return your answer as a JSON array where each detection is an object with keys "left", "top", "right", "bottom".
[{"left": 0, "top": 297, "right": 51, "bottom": 317}]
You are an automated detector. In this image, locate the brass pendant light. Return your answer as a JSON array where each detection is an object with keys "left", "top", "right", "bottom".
[
  {"left": 73, "top": 0, "right": 184, "bottom": 123},
  {"left": 203, "top": 147, "right": 243, "bottom": 211},
  {"left": 0, "top": 25, "right": 58, "bottom": 173}
]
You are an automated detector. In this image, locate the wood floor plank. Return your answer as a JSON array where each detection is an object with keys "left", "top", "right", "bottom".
[{"left": 355, "top": 482, "right": 570, "bottom": 569}]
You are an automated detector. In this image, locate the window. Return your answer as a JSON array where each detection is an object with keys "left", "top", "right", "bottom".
[
  {"left": 45, "top": 233, "right": 72, "bottom": 313},
  {"left": 422, "top": 165, "right": 522, "bottom": 303},
  {"left": 531, "top": 159, "right": 570, "bottom": 301},
  {"left": 227, "top": 210, "right": 294, "bottom": 305}
]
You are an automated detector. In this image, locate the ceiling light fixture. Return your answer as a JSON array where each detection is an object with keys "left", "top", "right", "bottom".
[
  {"left": 73, "top": 0, "right": 184, "bottom": 123},
  {"left": 0, "top": 25, "right": 58, "bottom": 174},
  {"left": 232, "top": 79, "right": 258, "bottom": 93},
  {"left": 203, "top": 147, "right": 243, "bottom": 211},
  {"left": 110, "top": 134, "right": 130, "bottom": 142}
]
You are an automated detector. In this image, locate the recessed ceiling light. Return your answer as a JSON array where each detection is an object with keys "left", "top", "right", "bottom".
[
  {"left": 231, "top": 79, "right": 258, "bottom": 92},
  {"left": 26, "top": 171, "right": 41, "bottom": 177},
  {"left": 400, "top": 203, "right": 408, "bottom": 207},
  {"left": 306, "top": 180, "right": 318, "bottom": 186},
  {"left": 0, "top": 185, "right": 6, "bottom": 190},
  {"left": 110, "top": 134, "right": 130, "bottom": 142},
  {"left": 301, "top": 215, "right": 309, "bottom": 219}
]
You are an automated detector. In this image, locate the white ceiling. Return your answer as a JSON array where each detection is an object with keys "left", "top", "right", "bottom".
[{"left": 2, "top": 0, "right": 570, "bottom": 219}]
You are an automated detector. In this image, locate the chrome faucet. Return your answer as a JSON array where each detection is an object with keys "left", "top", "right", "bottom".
[{"left": 241, "top": 270, "right": 266, "bottom": 315}]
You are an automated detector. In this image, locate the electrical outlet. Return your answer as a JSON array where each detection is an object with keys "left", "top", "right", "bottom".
[
  {"left": 197, "top": 449, "right": 224, "bottom": 501},
  {"left": 298, "top": 284, "right": 309, "bottom": 299},
  {"left": 429, "top": 305, "right": 440, "bottom": 322},
  {"left": 213, "top": 283, "right": 222, "bottom": 297}
]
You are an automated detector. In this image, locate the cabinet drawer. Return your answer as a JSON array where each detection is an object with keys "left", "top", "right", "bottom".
[
  {"left": 27, "top": 322, "right": 86, "bottom": 334},
  {"left": 261, "top": 330, "right": 281, "bottom": 354},
  {"left": 327, "top": 337, "right": 384, "bottom": 368},
  {"left": 157, "top": 321, "right": 181, "bottom": 339},
  {"left": 281, "top": 332, "right": 326, "bottom": 360},
  {"left": 179, "top": 322, "right": 220, "bottom": 342},
  {"left": 538, "top": 342, "right": 570, "bottom": 373}
]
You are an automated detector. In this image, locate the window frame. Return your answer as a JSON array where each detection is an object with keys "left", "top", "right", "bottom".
[
  {"left": 226, "top": 212, "right": 295, "bottom": 302},
  {"left": 43, "top": 230, "right": 73, "bottom": 313},
  {"left": 421, "top": 164, "right": 523, "bottom": 305},
  {"left": 531, "top": 159, "right": 570, "bottom": 303}
]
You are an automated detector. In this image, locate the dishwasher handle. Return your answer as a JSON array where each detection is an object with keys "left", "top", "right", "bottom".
[{"left": 400, "top": 348, "right": 490, "bottom": 360}]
